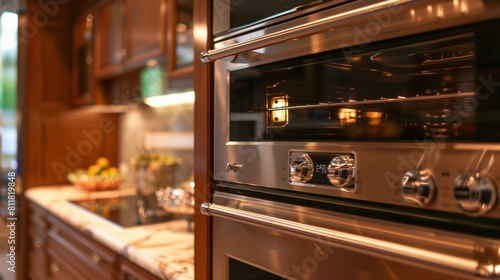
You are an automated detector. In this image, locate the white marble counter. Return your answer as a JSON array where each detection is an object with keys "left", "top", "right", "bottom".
[{"left": 25, "top": 185, "right": 194, "bottom": 280}]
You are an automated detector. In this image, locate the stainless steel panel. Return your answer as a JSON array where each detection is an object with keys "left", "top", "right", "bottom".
[
  {"left": 208, "top": 192, "right": 500, "bottom": 279},
  {"left": 208, "top": 0, "right": 500, "bottom": 63},
  {"left": 213, "top": 137, "right": 500, "bottom": 218}
]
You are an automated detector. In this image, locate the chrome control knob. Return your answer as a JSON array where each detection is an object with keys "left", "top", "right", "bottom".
[
  {"left": 401, "top": 169, "right": 436, "bottom": 206},
  {"left": 327, "top": 155, "right": 355, "bottom": 188},
  {"left": 290, "top": 154, "right": 314, "bottom": 183},
  {"left": 453, "top": 173, "right": 497, "bottom": 216}
]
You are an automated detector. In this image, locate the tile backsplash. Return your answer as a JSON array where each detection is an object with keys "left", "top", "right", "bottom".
[{"left": 119, "top": 102, "right": 194, "bottom": 187}]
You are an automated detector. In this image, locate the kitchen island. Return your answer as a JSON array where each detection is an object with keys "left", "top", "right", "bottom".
[{"left": 25, "top": 185, "right": 194, "bottom": 280}]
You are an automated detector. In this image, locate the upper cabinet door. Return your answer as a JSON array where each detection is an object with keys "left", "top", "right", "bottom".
[
  {"left": 125, "top": 0, "right": 167, "bottom": 67},
  {"left": 94, "top": 0, "right": 124, "bottom": 78},
  {"left": 71, "top": 11, "right": 95, "bottom": 106},
  {"left": 168, "top": 0, "right": 194, "bottom": 89},
  {"left": 94, "top": 0, "right": 167, "bottom": 80}
]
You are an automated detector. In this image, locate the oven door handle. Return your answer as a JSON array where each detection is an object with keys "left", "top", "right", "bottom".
[
  {"left": 200, "top": 0, "right": 411, "bottom": 63},
  {"left": 201, "top": 202, "right": 495, "bottom": 278}
]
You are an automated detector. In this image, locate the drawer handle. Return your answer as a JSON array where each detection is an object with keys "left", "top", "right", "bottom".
[
  {"left": 51, "top": 263, "right": 59, "bottom": 273},
  {"left": 90, "top": 252, "right": 101, "bottom": 264}
]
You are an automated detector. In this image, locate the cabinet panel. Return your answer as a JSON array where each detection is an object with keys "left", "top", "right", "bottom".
[
  {"left": 167, "top": 0, "right": 194, "bottom": 89},
  {"left": 94, "top": 0, "right": 166, "bottom": 79},
  {"left": 40, "top": 25, "right": 70, "bottom": 108},
  {"left": 120, "top": 257, "right": 161, "bottom": 280},
  {"left": 47, "top": 248, "right": 87, "bottom": 280},
  {"left": 125, "top": 0, "right": 166, "bottom": 67},
  {"left": 27, "top": 200, "right": 162, "bottom": 280},
  {"left": 28, "top": 248, "right": 46, "bottom": 280},
  {"left": 71, "top": 10, "right": 94, "bottom": 106},
  {"left": 94, "top": 0, "right": 124, "bottom": 78},
  {"left": 25, "top": 2, "right": 71, "bottom": 110},
  {"left": 46, "top": 215, "right": 116, "bottom": 279},
  {"left": 28, "top": 202, "right": 47, "bottom": 280},
  {"left": 40, "top": 112, "right": 119, "bottom": 185}
]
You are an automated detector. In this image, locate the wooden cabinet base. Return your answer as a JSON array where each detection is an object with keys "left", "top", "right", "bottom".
[{"left": 27, "top": 201, "right": 161, "bottom": 280}]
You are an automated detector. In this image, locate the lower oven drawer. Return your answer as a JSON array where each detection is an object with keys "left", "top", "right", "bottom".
[{"left": 202, "top": 191, "right": 500, "bottom": 280}]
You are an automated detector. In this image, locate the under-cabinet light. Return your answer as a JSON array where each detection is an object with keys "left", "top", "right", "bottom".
[{"left": 144, "top": 90, "right": 195, "bottom": 108}]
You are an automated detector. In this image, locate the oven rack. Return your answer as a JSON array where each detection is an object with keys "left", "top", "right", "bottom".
[{"left": 267, "top": 92, "right": 476, "bottom": 111}]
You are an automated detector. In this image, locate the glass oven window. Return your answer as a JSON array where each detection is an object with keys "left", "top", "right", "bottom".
[{"left": 229, "top": 25, "right": 500, "bottom": 142}]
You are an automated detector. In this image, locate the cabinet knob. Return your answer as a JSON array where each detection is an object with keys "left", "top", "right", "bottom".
[
  {"left": 90, "top": 252, "right": 101, "bottom": 264},
  {"left": 114, "top": 48, "right": 127, "bottom": 61},
  {"left": 51, "top": 263, "right": 60, "bottom": 273},
  {"left": 33, "top": 239, "right": 42, "bottom": 249}
]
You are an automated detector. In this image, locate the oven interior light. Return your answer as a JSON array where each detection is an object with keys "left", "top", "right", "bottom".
[
  {"left": 271, "top": 96, "right": 288, "bottom": 123},
  {"left": 338, "top": 108, "right": 357, "bottom": 124},
  {"left": 144, "top": 90, "right": 195, "bottom": 107}
]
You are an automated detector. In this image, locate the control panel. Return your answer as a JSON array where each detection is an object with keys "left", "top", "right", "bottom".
[
  {"left": 289, "top": 151, "right": 356, "bottom": 191},
  {"left": 398, "top": 150, "right": 498, "bottom": 217}
]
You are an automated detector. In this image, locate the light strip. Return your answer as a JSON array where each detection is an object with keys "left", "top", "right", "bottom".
[{"left": 144, "top": 90, "right": 195, "bottom": 107}]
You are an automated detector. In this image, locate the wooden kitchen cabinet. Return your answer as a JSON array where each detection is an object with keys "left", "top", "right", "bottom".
[
  {"left": 94, "top": 0, "right": 123, "bottom": 78},
  {"left": 28, "top": 203, "right": 48, "bottom": 280},
  {"left": 21, "top": 1, "right": 120, "bottom": 189},
  {"left": 94, "top": 0, "right": 167, "bottom": 79},
  {"left": 27, "top": 200, "right": 161, "bottom": 280},
  {"left": 125, "top": 0, "right": 167, "bottom": 68},
  {"left": 70, "top": 7, "right": 97, "bottom": 106},
  {"left": 47, "top": 248, "right": 87, "bottom": 280},
  {"left": 46, "top": 215, "right": 117, "bottom": 279},
  {"left": 167, "top": 0, "right": 194, "bottom": 89},
  {"left": 120, "top": 257, "right": 161, "bottom": 280}
]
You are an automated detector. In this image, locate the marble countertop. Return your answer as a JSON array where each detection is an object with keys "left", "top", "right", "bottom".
[{"left": 25, "top": 185, "right": 194, "bottom": 280}]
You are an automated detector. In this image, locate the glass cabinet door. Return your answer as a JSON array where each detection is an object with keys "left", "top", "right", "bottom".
[{"left": 168, "top": 0, "right": 194, "bottom": 88}]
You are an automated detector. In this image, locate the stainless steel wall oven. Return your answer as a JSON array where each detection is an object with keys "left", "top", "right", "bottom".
[{"left": 201, "top": 0, "right": 500, "bottom": 279}]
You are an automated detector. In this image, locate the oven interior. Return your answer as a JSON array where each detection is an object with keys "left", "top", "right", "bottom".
[{"left": 229, "top": 21, "right": 500, "bottom": 142}]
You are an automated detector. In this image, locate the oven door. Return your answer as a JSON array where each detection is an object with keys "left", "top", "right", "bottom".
[
  {"left": 202, "top": 191, "right": 500, "bottom": 280},
  {"left": 208, "top": 0, "right": 500, "bottom": 219}
]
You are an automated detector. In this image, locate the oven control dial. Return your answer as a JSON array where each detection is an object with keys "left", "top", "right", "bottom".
[
  {"left": 290, "top": 154, "right": 314, "bottom": 183},
  {"left": 401, "top": 169, "right": 435, "bottom": 207},
  {"left": 327, "top": 155, "right": 355, "bottom": 188},
  {"left": 453, "top": 173, "right": 497, "bottom": 216}
]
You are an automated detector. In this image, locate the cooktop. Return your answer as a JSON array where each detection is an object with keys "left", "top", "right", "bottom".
[{"left": 70, "top": 195, "right": 172, "bottom": 227}]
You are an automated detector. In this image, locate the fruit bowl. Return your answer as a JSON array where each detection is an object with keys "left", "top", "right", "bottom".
[
  {"left": 67, "top": 171, "right": 123, "bottom": 191},
  {"left": 67, "top": 157, "right": 122, "bottom": 191}
]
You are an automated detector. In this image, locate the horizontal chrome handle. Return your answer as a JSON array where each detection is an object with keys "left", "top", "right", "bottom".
[
  {"left": 200, "top": 0, "right": 409, "bottom": 63},
  {"left": 201, "top": 202, "right": 495, "bottom": 278}
]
